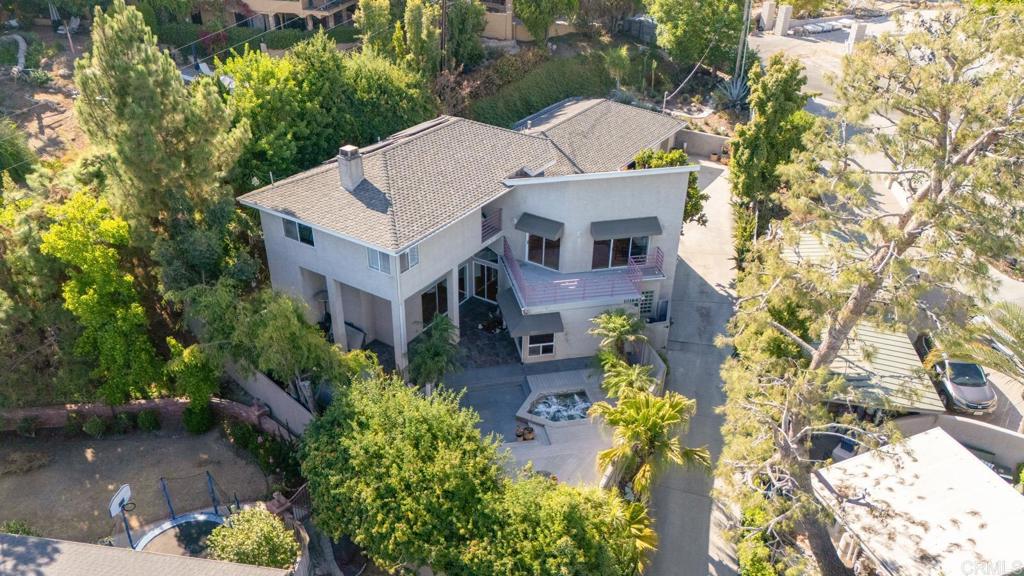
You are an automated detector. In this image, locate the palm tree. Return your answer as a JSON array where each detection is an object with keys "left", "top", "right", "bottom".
[
  {"left": 931, "top": 301, "right": 1024, "bottom": 431},
  {"left": 610, "top": 499, "right": 658, "bottom": 576},
  {"left": 589, "top": 309, "right": 647, "bottom": 358},
  {"left": 602, "top": 357, "right": 657, "bottom": 398},
  {"left": 408, "top": 315, "right": 459, "bottom": 395},
  {"left": 590, "top": 390, "right": 711, "bottom": 500},
  {"left": 604, "top": 45, "right": 631, "bottom": 90}
]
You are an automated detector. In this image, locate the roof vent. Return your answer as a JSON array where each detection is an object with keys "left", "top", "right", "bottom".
[{"left": 338, "top": 145, "right": 363, "bottom": 191}]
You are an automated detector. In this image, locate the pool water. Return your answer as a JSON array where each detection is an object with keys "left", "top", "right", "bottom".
[{"left": 528, "top": 391, "right": 592, "bottom": 422}]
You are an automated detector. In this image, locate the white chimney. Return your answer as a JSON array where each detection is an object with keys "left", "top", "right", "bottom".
[{"left": 338, "top": 145, "right": 363, "bottom": 191}]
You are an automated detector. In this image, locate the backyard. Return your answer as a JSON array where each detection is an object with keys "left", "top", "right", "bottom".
[{"left": 0, "top": 427, "right": 269, "bottom": 544}]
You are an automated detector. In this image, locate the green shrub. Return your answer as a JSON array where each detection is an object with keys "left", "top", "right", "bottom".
[
  {"left": 137, "top": 409, "right": 161, "bottom": 432},
  {"left": 208, "top": 508, "right": 298, "bottom": 568},
  {"left": 183, "top": 403, "right": 216, "bottom": 435},
  {"left": 64, "top": 411, "right": 84, "bottom": 436},
  {"left": 0, "top": 42, "right": 18, "bottom": 66},
  {"left": 15, "top": 416, "right": 39, "bottom": 438},
  {"left": 468, "top": 55, "right": 613, "bottom": 127},
  {"left": 224, "top": 419, "right": 258, "bottom": 452},
  {"left": 738, "top": 537, "right": 777, "bottom": 576},
  {"left": 326, "top": 25, "right": 359, "bottom": 44},
  {"left": 82, "top": 415, "right": 107, "bottom": 439},
  {"left": 111, "top": 411, "right": 135, "bottom": 434},
  {"left": 0, "top": 519, "right": 40, "bottom": 536},
  {"left": 224, "top": 420, "right": 301, "bottom": 487}
]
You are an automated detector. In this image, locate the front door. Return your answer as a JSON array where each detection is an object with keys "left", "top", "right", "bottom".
[{"left": 474, "top": 262, "right": 498, "bottom": 302}]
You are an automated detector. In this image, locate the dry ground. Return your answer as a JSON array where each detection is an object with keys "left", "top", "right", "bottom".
[{"left": 0, "top": 427, "right": 269, "bottom": 544}]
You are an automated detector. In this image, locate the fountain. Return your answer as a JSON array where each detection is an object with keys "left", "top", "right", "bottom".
[{"left": 528, "top": 390, "right": 592, "bottom": 422}]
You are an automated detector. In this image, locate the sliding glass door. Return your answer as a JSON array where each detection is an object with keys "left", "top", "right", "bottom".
[{"left": 474, "top": 262, "right": 498, "bottom": 302}]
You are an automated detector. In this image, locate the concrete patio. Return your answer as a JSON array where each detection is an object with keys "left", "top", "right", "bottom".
[{"left": 447, "top": 361, "right": 612, "bottom": 487}]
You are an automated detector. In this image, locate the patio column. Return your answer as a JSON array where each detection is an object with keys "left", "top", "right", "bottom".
[
  {"left": 392, "top": 299, "right": 409, "bottom": 370},
  {"left": 326, "top": 279, "right": 348, "bottom": 351},
  {"left": 447, "top": 267, "right": 460, "bottom": 342}
]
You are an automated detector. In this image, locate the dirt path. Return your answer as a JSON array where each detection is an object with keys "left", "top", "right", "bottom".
[{"left": 0, "top": 428, "right": 269, "bottom": 544}]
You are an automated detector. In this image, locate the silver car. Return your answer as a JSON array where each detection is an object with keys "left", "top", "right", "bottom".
[{"left": 913, "top": 334, "right": 997, "bottom": 415}]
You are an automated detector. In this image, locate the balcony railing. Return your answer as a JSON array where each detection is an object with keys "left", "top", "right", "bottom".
[
  {"left": 481, "top": 208, "right": 502, "bottom": 243},
  {"left": 503, "top": 238, "right": 664, "bottom": 309}
]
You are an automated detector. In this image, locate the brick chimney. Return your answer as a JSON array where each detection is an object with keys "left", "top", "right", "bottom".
[{"left": 337, "top": 145, "right": 363, "bottom": 191}]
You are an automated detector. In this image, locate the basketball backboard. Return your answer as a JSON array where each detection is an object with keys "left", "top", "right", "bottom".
[{"left": 108, "top": 484, "right": 132, "bottom": 518}]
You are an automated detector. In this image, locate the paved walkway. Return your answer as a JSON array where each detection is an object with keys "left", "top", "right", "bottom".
[{"left": 648, "top": 160, "right": 738, "bottom": 576}]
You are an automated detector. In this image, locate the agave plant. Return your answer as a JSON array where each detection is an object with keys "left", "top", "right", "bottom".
[{"left": 716, "top": 75, "right": 750, "bottom": 111}]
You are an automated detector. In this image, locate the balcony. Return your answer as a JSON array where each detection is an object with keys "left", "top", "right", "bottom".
[
  {"left": 481, "top": 208, "right": 502, "bottom": 243},
  {"left": 501, "top": 238, "right": 664, "bottom": 310}
]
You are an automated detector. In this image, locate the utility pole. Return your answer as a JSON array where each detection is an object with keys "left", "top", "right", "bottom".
[{"left": 734, "top": 0, "right": 754, "bottom": 78}]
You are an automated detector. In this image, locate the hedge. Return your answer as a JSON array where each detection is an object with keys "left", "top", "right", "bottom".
[
  {"left": 467, "top": 55, "right": 613, "bottom": 128},
  {"left": 153, "top": 22, "right": 358, "bottom": 58}
]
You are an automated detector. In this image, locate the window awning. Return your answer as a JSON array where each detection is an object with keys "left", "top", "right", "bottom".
[
  {"left": 515, "top": 212, "right": 564, "bottom": 240},
  {"left": 497, "top": 289, "right": 564, "bottom": 337},
  {"left": 590, "top": 217, "right": 663, "bottom": 240}
]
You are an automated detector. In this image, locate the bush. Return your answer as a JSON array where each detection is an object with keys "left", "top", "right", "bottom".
[
  {"left": 137, "top": 409, "right": 161, "bottom": 432},
  {"left": 0, "top": 519, "right": 40, "bottom": 536},
  {"left": 82, "top": 415, "right": 107, "bottom": 439},
  {"left": 64, "top": 411, "right": 84, "bottom": 436},
  {"left": 183, "top": 403, "right": 216, "bottom": 435},
  {"left": 16, "top": 416, "right": 39, "bottom": 438},
  {"left": 225, "top": 420, "right": 302, "bottom": 487},
  {"left": 111, "top": 411, "right": 135, "bottom": 434},
  {"left": 467, "top": 55, "right": 613, "bottom": 127},
  {"left": 208, "top": 508, "right": 299, "bottom": 569}
]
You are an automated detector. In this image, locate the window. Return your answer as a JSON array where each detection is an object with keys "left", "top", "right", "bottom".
[
  {"left": 592, "top": 236, "right": 649, "bottom": 269},
  {"left": 421, "top": 279, "right": 449, "bottom": 325},
  {"left": 527, "top": 333, "right": 555, "bottom": 357},
  {"left": 400, "top": 245, "right": 420, "bottom": 272},
  {"left": 367, "top": 248, "right": 391, "bottom": 274},
  {"left": 282, "top": 218, "right": 314, "bottom": 246},
  {"left": 527, "top": 234, "right": 560, "bottom": 269}
]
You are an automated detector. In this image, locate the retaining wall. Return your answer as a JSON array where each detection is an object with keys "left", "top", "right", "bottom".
[
  {"left": 673, "top": 129, "right": 730, "bottom": 158},
  {"left": 223, "top": 363, "right": 314, "bottom": 437}
]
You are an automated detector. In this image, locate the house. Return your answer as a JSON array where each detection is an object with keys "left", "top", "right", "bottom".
[
  {"left": 190, "top": 0, "right": 354, "bottom": 34},
  {"left": 811, "top": 427, "right": 1024, "bottom": 575},
  {"left": 0, "top": 532, "right": 288, "bottom": 576},
  {"left": 238, "top": 98, "right": 696, "bottom": 369}
]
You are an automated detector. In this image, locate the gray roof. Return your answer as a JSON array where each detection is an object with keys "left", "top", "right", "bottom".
[
  {"left": 591, "top": 216, "right": 663, "bottom": 240},
  {"left": 516, "top": 98, "right": 685, "bottom": 175},
  {"left": 0, "top": 533, "right": 289, "bottom": 576},
  {"left": 239, "top": 100, "right": 684, "bottom": 252},
  {"left": 497, "top": 289, "right": 564, "bottom": 337},
  {"left": 239, "top": 117, "right": 555, "bottom": 252}
]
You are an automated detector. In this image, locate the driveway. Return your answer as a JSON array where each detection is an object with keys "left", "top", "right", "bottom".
[{"left": 648, "top": 160, "right": 737, "bottom": 576}]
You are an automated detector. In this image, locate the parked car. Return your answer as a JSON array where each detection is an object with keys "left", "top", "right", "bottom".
[{"left": 912, "top": 333, "right": 997, "bottom": 415}]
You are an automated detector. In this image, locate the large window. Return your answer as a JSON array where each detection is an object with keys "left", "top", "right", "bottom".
[
  {"left": 474, "top": 262, "right": 498, "bottom": 302},
  {"left": 421, "top": 278, "right": 449, "bottom": 325},
  {"left": 527, "top": 234, "right": 560, "bottom": 269},
  {"left": 527, "top": 333, "right": 555, "bottom": 357},
  {"left": 592, "top": 236, "right": 649, "bottom": 269},
  {"left": 367, "top": 248, "right": 391, "bottom": 274},
  {"left": 400, "top": 245, "right": 420, "bottom": 272},
  {"left": 282, "top": 218, "right": 314, "bottom": 246}
]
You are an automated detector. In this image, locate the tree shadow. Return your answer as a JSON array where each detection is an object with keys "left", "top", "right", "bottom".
[{"left": 0, "top": 534, "right": 62, "bottom": 576}]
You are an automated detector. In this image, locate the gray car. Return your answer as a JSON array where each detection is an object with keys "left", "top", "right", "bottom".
[{"left": 913, "top": 334, "right": 997, "bottom": 415}]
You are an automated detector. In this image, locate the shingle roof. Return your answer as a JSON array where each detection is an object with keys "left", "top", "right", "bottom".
[
  {"left": 516, "top": 98, "right": 685, "bottom": 175},
  {"left": 0, "top": 533, "right": 289, "bottom": 576},
  {"left": 239, "top": 117, "right": 556, "bottom": 252},
  {"left": 238, "top": 100, "right": 685, "bottom": 252}
]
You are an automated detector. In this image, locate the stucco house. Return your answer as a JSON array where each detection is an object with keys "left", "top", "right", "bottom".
[{"left": 238, "top": 98, "right": 698, "bottom": 369}]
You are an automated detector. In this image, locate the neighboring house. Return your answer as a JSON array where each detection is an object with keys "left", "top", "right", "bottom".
[
  {"left": 191, "top": 0, "right": 354, "bottom": 34},
  {"left": 0, "top": 532, "right": 288, "bottom": 576},
  {"left": 782, "top": 233, "right": 945, "bottom": 417},
  {"left": 239, "top": 98, "right": 697, "bottom": 369},
  {"left": 811, "top": 427, "right": 1024, "bottom": 575}
]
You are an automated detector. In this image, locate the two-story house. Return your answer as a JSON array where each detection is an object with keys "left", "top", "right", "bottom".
[{"left": 238, "top": 98, "right": 699, "bottom": 369}]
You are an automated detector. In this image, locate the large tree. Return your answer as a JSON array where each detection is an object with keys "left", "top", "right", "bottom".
[
  {"left": 402, "top": 0, "right": 441, "bottom": 76},
  {"left": 643, "top": 0, "right": 744, "bottom": 72},
  {"left": 74, "top": 0, "right": 251, "bottom": 292},
  {"left": 445, "top": 0, "right": 486, "bottom": 70},
  {"left": 355, "top": 0, "right": 394, "bottom": 54},
  {"left": 39, "top": 190, "right": 161, "bottom": 405},
  {"left": 302, "top": 374, "right": 505, "bottom": 573},
  {"left": 719, "top": 8, "right": 1024, "bottom": 572}
]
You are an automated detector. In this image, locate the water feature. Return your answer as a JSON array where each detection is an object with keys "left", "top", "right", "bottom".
[{"left": 528, "top": 390, "right": 592, "bottom": 422}]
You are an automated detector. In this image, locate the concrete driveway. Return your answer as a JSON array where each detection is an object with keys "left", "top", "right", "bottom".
[{"left": 648, "top": 160, "right": 738, "bottom": 576}]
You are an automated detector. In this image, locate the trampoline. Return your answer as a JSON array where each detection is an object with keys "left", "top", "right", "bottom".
[{"left": 135, "top": 512, "right": 225, "bottom": 557}]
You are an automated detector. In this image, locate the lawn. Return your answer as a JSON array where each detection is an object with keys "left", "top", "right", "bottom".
[{"left": 0, "top": 428, "right": 269, "bottom": 544}]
